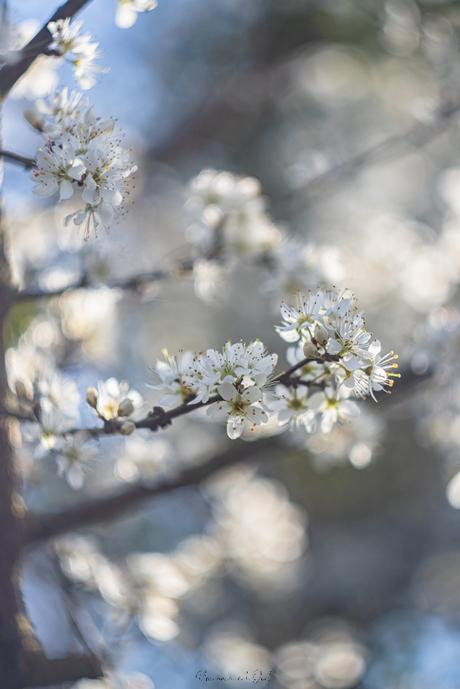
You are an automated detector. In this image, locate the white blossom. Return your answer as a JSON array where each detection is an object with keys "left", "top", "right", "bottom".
[
  {"left": 309, "top": 387, "right": 359, "bottom": 434},
  {"left": 89, "top": 378, "right": 143, "bottom": 421},
  {"left": 345, "top": 340, "right": 400, "bottom": 401},
  {"left": 207, "top": 383, "right": 269, "bottom": 439},
  {"left": 48, "top": 19, "right": 106, "bottom": 89},
  {"left": 185, "top": 169, "right": 282, "bottom": 259},
  {"left": 190, "top": 341, "right": 277, "bottom": 405},
  {"left": 31, "top": 92, "right": 136, "bottom": 237},
  {"left": 6, "top": 20, "right": 60, "bottom": 99},
  {"left": 115, "top": 0, "right": 158, "bottom": 29},
  {"left": 54, "top": 432, "right": 97, "bottom": 489},
  {"left": 268, "top": 384, "right": 315, "bottom": 430}
]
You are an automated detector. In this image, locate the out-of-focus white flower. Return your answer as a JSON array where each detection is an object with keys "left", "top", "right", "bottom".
[
  {"left": 7, "top": 20, "right": 60, "bottom": 99},
  {"left": 268, "top": 384, "right": 315, "bottom": 430},
  {"left": 6, "top": 340, "right": 54, "bottom": 401},
  {"left": 207, "top": 383, "right": 269, "bottom": 439},
  {"left": 266, "top": 240, "right": 344, "bottom": 299},
  {"left": 309, "top": 387, "right": 359, "bottom": 433},
  {"left": 57, "top": 536, "right": 131, "bottom": 609},
  {"left": 60, "top": 288, "right": 121, "bottom": 363},
  {"left": 115, "top": 0, "right": 158, "bottom": 29},
  {"left": 54, "top": 432, "right": 97, "bottom": 489},
  {"left": 18, "top": 368, "right": 81, "bottom": 449},
  {"left": 193, "top": 259, "right": 228, "bottom": 302},
  {"left": 207, "top": 470, "right": 307, "bottom": 587},
  {"left": 303, "top": 407, "right": 384, "bottom": 470},
  {"left": 116, "top": 435, "right": 177, "bottom": 483},
  {"left": 185, "top": 169, "right": 282, "bottom": 259},
  {"left": 48, "top": 18, "right": 106, "bottom": 89},
  {"left": 89, "top": 378, "right": 142, "bottom": 421}
]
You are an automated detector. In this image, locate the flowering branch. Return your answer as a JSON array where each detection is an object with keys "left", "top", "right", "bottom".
[
  {"left": 0, "top": 0, "right": 94, "bottom": 98},
  {"left": 37, "top": 353, "right": 334, "bottom": 442},
  {"left": 24, "top": 437, "right": 278, "bottom": 546}
]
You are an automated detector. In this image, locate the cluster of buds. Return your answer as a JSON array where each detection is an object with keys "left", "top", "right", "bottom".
[{"left": 86, "top": 378, "right": 143, "bottom": 435}]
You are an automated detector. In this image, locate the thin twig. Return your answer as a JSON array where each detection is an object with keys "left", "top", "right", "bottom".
[
  {"left": 44, "top": 356, "right": 334, "bottom": 440},
  {"left": 0, "top": 150, "right": 35, "bottom": 169}
]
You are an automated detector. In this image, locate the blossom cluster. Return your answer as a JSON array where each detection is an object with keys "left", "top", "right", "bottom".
[
  {"left": 151, "top": 342, "right": 278, "bottom": 439},
  {"left": 30, "top": 89, "right": 137, "bottom": 237},
  {"left": 48, "top": 18, "right": 106, "bottom": 90},
  {"left": 86, "top": 377, "right": 143, "bottom": 435},
  {"left": 185, "top": 169, "right": 283, "bottom": 260},
  {"left": 184, "top": 169, "right": 344, "bottom": 302},
  {"left": 150, "top": 288, "right": 399, "bottom": 439}
]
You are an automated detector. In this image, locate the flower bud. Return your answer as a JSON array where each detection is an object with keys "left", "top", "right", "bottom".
[
  {"left": 120, "top": 420, "right": 135, "bottom": 435},
  {"left": 15, "top": 380, "right": 32, "bottom": 401},
  {"left": 303, "top": 341, "right": 317, "bottom": 357},
  {"left": 118, "top": 398, "right": 134, "bottom": 417},
  {"left": 24, "top": 107, "right": 44, "bottom": 132},
  {"left": 86, "top": 387, "right": 98, "bottom": 409}
]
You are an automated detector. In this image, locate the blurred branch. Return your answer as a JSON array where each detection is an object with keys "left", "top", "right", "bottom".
[
  {"left": 0, "top": 0, "right": 93, "bottom": 98},
  {"left": 284, "top": 101, "right": 460, "bottom": 209},
  {"left": 24, "top": 437, "right": 279, "bottom": 546},
  {"left": 0, "top": 150, "right": 35, "bottom": 169},
  {"left": 20, "top": 651, "right": 102, "bottom": 688},
  {"left": 50, "top": 550, "right": 104, "bottom": 658},
  {"left": 14, "top": 264, "right": 190, "bottom": 303}
]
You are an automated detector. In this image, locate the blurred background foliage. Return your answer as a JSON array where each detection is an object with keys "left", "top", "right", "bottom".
[{"left": 6, "top": 0, "right": 460, "bottom": 688}]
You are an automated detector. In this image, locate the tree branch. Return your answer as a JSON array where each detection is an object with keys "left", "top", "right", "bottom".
[
  {"left": 14, "top": 265, "right": 188, "bottom": 302},
  {"left": 24, "top": 437, "right": 279, "bottom": 546},
  {"left": 20, "top": 651, "right": 102, "bottom": 688},
  {"left": 285, "top": 101, "right": 460, "bottom": 210},
  {"left": 43, "top": 356, "right": 335, "bottom": 440},
  {"left": 0, "top": 0, "right": 93, "bottom": 99},
  {"left": 0, "top": 150, "right": 35, "bottom": 169},
  {"left": 9, "top": 101, "right": 460, "bottom": 304}
]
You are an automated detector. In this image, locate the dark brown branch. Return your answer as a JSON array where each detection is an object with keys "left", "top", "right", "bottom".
[
  {"left": 275, "top": 353, "right": 339, "bottom": 386},
  {"left": 0, "top": 150, "right": 35, "bottom": 169},
  {"left": 51, "top": 356, "right": 332, "bottom": 439},
  {"left": 24, "top": 437, "right": 278, "bottom": 546},
  {"left": 0, "top": 0, "right": 93, "bottom": 98}
]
